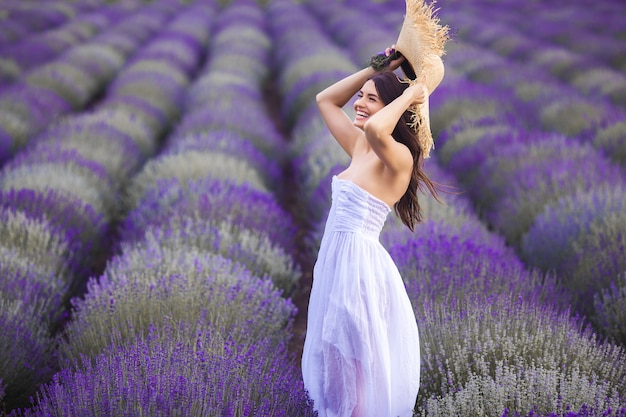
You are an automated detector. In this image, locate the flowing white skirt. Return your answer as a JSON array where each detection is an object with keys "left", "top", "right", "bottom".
[{"left": 302, "top": 177, "right": 420, "bottom": 417}]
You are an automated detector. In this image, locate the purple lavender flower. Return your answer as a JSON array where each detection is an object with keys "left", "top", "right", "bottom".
[
  {"left": 594, "top": 271, "right": 626, "bottom": 347},
  {"left": 0, "top": 301, "right": 55, "bottom": 410},
  {"left": 59, "top": 253, "right": 297, "bottom": 364},
  {"left": 521, "top": 184, "right": 625, "bottom": 274},
  {"left": 15, "top": 325, "right": 317, "bottom": 417},
  {"left": 24, "top": 61, "right": 100, "bottom": 110},
  {"left": 469, "top": 133, "right": 624, "bottom": 246},
  {"left": 266, "top": 0, "right": 356, "bottom": 127},
  {"left": 281, "top": 69, "right": 354, "bottom": 125},
  {"left": 1, "top": 149, "right": 118, "bottom": 218},
  {"left": 0, "top": 207, "right": 73, "bottom": 285},
  {"left": 502, "top": 404, "right": 626, "bottom": 417},
  {"left": 91, "top": 7, "right": 171, "bottom": 56},
  {"left": 184, "top": 76, "right": 262, "bottom": 111},
  {"left": 0, "top": 124, "right": 12, "bottom": 166},
  {"left": 0, "top": 188, "right": 108, "bottom": 271},
  {"left": 0, "top": 263, "right": 65, "bottom": 323},
  {"left": 163, "top": 129, "right": 282, "bottom": 185},
  {"left": 54, "top": 109, "right": 155, "bottom": 158},
  {"left": 174, "top": 104, "right": 284, "bottom": 157},
  {"left": 107, "top": 71, "right": 185, "bottom": 121},
  {"left": 120, "top": 176, "right": 297, "bottom": 250},
  {"left": 139, "top": 216, "right": 299, "bottom": 293},
  {"left": 429, "top": 77, "right": 518, "bottom": 139},
  {"left": 98, "top": 95, "right": 167, "bottom": 136},
  {"left": 0, "top": 8, "right": 103, "bottom": 77},
  {"left": 123, "top": 149, "right": 270, "bottom": 213},
  {"left": 388, "top": 220, "right": 566, "bottom": 310},
  {"left": 0, "top": 84, "right": 71, "bottom": 150},
  {"left": 441, "top": 120, "right": 526, "bottom": 182},
  {"left": 416, "top": 293, "right": 626, "bottom": 416},
  {"left": 304, "top": 0, "right": 391, "bottom": 66},
  {"left": 588, "top": 116, "right": 626, "bottom": 165},
  {"left": 29, "top": 120, "right": 143, "bottom": 184}
]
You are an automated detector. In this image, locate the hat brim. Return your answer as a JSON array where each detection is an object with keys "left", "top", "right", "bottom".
[
  {"left": 393, "top": 0, "right": 449, "bottom": 158},
  {"left": 403, "top": 54, "right": 444, "bottom": 159}
]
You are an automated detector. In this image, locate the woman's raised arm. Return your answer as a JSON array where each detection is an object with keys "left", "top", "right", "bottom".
[
  {"left": 316, "top": 66, "right": 377, "bottom": 157},
  {"left": 363, "top": 82, "right": 427, "bottom": 173}
]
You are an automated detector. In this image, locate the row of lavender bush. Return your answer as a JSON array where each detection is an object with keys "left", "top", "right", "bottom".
[
  {"left": 0, "top": 2, "right": 139, "bottom": 91},
  {"left": 3, "top": 0, "right": 315, "bottom": 415},
  {"left": 0, "top": 1, "right": 101, "bottom": 48}
]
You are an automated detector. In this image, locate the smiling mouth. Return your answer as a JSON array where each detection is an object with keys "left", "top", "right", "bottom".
[{"left": 356, "top": 111, "right": 368, "bottom": 118}]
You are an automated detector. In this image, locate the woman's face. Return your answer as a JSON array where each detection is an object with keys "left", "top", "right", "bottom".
[{"left": 353, "top": 80, "right": 385, "bottom": 129}]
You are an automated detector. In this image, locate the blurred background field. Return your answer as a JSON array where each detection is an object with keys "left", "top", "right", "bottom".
[{"left": 0, "top": 0, "right": 625, "bottom": 416}]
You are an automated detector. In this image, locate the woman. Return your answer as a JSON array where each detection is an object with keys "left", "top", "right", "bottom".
[{"left": 301, "top": 44, "right": 442, "bottom": 416}]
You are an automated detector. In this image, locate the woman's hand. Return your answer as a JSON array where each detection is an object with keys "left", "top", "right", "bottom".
[
  {"left": 384, "top": 44, "right": 405, "bottom": 72},
  {"left": 403, "top": 82, "right": 427, "bottom": 106}
]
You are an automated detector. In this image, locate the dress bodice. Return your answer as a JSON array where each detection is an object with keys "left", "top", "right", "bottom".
[{"left": 328, "top": 176, "right": 391, "bottom": 240}]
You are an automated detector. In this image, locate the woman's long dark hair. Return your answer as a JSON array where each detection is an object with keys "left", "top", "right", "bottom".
[{"left": 370, "top": 70, "right": 441, "bottom": 231}]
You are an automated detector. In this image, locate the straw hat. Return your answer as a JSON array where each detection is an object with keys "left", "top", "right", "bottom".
[{"left": 394, "top": 0, "right": 449, "bottom": 159}]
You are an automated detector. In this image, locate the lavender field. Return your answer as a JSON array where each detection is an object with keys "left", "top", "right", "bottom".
[{"left": 0, "top": 0, "right": 625, "bottom": 415}]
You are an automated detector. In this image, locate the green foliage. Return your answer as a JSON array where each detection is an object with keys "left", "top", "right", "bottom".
[
  {"left": 489, "top": 33, "right": 528, "bottom": 57},
  {"left": 124, "top": 151, "right": 268, "bottom": 212},
  {"left": 540, "top": 99, "right": 606, "bottom": 137},
  {"left": 128, "top": 217, "right": 300, "bottom": 294},
  {"left": 595, "top": 273, "right": 626, "bottom": 347},
  {"left": 0, "top": 100, "right": 35, "bottom": 149},
  {"left": 416, "top": 294, "right": 626, "bottom": 416},
  {"left": 530, "top": 48, "right": 588, "bottom": 80},
  {"left": 513, "top": 79, "right": 564, "bottom": 104},
  {"left": 65, "top": 44, "right": 125, "bottom": 79},
  {"left": 25, "top": 62, "right": 99, "bottom": 109},
  {"left": 29, "top": 126, "right": 140, "bottom": 186},
  {"left": 0, "top": 209, "right": 71, "bottom": 281},
  {"left": 567, "top": 210, "right": 626, "bottom": 311},
  {"left": 111, "top": 80, "right": 181, "bottom": 121},
  {"left": 123, "top": 59, "right": 189, "bottom": 85},
  {"left": 430, "top": 98, "right": 500, "bottom": 137},
  {"left": 572, "top": 68, "right": 626, "bottom": 106},
  {"left": 438, "top": 123, "right": 510, "bottom": 166},
  {"left": 98, "top": 98, "right": 164, "bottom": 135},
  {"left": 0, "top": 57, "right": 20, "bottom": 83},
  {"left": 593, "top": 119, "right": 626, "bottom": 164},
  {"left": 0, "top": 299, "right": 55, "bottom": 409},
  {"left": 59, "top": 251, "right": 295, "bottom": 365},
  {"left": 421, "top": 363, "right": 625, "bottom": 417},
  {"left": 2, "top": 164, "right": 115, "bottom": 218},
  {"left": 67, "top": 110, "right": 155, "bottom": 156}
]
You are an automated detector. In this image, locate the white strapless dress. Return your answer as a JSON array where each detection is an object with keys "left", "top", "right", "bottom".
[{"left": 302, "top": 176, "right": 420, "bottom": 417}]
